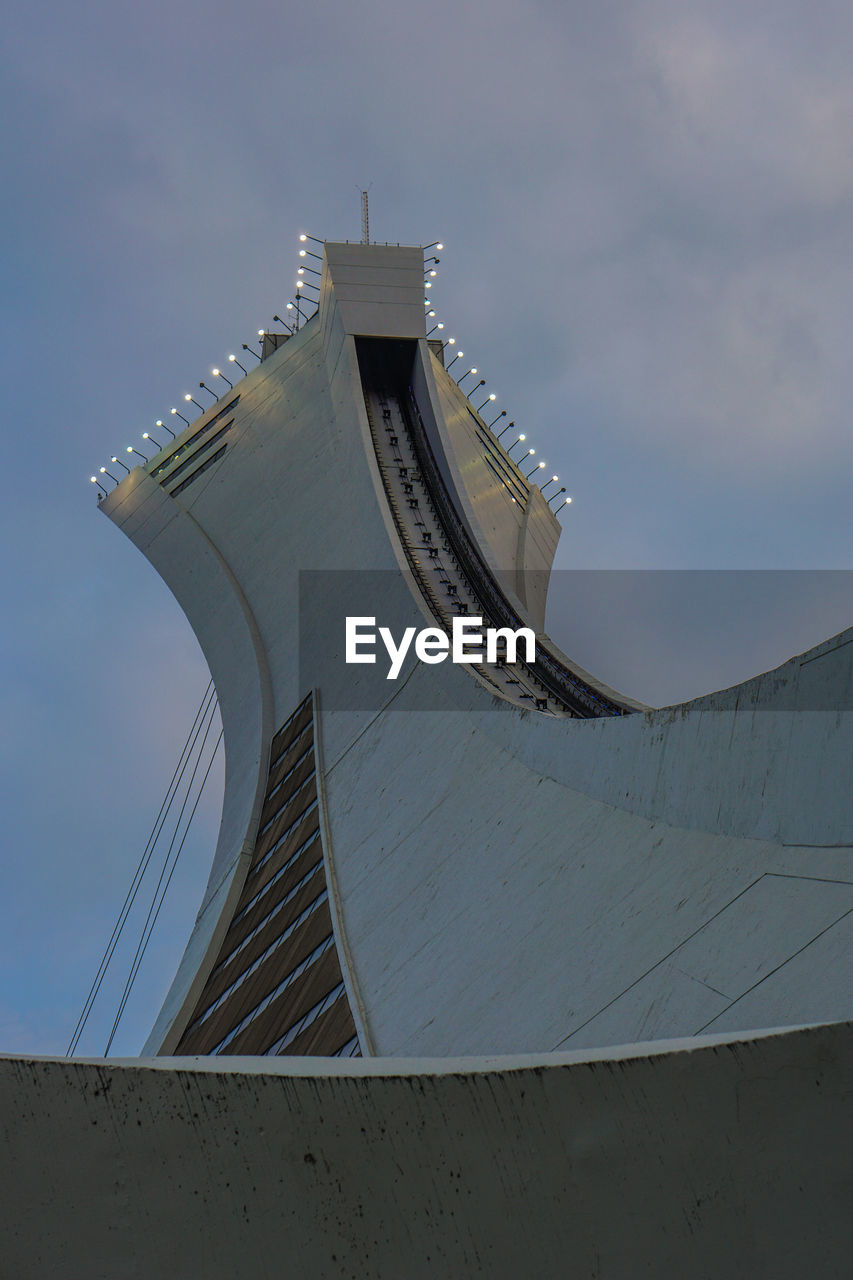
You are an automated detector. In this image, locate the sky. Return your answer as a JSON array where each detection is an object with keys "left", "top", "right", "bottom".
[{"left": 1, "top": 0, "right": 851, "bottom": 1057}]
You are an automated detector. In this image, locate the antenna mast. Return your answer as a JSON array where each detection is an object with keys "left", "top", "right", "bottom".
[{"left": 361, "top": 190, "right": 369, "bottom": 245}]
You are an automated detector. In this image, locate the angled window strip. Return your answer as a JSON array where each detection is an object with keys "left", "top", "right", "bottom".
[
  {"left": 151, "top": 395, "right": 240, "bottom": 479},
  {"left": 263, "top": 980, "right": 346, "bottom": 1056},
  {"left": 210, "top": 859, "right": 326, "bottom": 983},
  {"left": 232, "top": 830, "right": 322, "bottom": 928},
  {"left": 211, "top": 937, "right": 337, "bottom": 1054},
  {"left": 169, "top": 445, "right": 229, "bottom": 498},
  {"left": 193, "top": 886, "right": 329, "bottom": 1031}
]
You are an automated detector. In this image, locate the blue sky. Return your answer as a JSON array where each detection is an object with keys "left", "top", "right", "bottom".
[{"left": 1, "top": 0, "right": 851, "bottom": 1056}]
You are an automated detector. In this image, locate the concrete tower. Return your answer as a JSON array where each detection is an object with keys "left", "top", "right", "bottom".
[{"left": 99, "top": 238, "right": 853, "bottom": 1064}]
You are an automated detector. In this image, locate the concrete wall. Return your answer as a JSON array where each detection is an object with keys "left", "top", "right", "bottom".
[{"left": 2, "top": 1021, "right": 850, "bottom": 1278}]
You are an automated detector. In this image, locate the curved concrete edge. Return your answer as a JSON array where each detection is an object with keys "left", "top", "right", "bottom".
[
  {"left": 100, "top": 470, "right": 274, "bottom": 1054},
  {"left": 414, "top": 340, "right": 544, "bottom": 630},
  {"left": 311, "top": 685, "right": 376, "bottom": 1056},
  {"left": 414, "top": 341, "right": 642, "bottom": 711},
  {"left": 14, "top": 1015, "right": 843, "bottom": 1074},
  {"left": 2, "top": 1021, "right": 850, "bottom": 1279}
]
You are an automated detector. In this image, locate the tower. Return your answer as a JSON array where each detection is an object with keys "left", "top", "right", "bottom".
[{"left": 98, "top": 236, "right": 853, "bottom": 1063}]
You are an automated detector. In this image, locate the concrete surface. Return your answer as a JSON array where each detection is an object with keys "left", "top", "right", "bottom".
[{"left": 2, "top": 1021, "right": 850, "bottom": 1278}]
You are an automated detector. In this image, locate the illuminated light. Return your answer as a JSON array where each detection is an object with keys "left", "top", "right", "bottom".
[
  {"left": 519, "top": 434, "right": 526, "bottom": 441},
  {"left": 552, "top": 475, "right": 558, "bottom": 481},
  {"left": 538, "top": 461, "right": 545, "bottom": 469},
  {"left": 99, "top": 466, "right": 107, "bottom": 473},
  {"left": 471, "top": 367, "right": 477, "bottom": 374},
  {"left": 437, "top": 322, "right": 444, "bottom": 329},
  {"left": 298, "top": 267, "right": 305, "bottom": 275},
  {"left": 90, "top": 475, "right": 97, "bottom": 482},
  {"left": 448, "top": 337, "right": 456, "bottom": 346},
  {"left": 424, "top": 282, "right": 431, "bottom": 288},
  {"left": 428, "top": 270, "right": 437, "bottom": 277},
  {"left": 212, "top": 369, "right": 220, "bottom": 377},
  {"left": 488, "top": 393, "right": 496, "bottom": 401},
  {"left": 299, "top": 249, "right": 306, "bottom": 256},
  {"left": 427, "top": 310, "right": 436, "bottom": 317},
  {"left": 299, "top": 233, "right": 307, "bottom": 241},
  {"left": 127, "top": 446, "right": 133, "bottom": 451},
  {"left": 258, "top": 330, "right": 265, "bottom": 337},
  {"left": 286, "top": 302, "right": 294, "bottom": 310},
  {"left": 184, "top": 394, "right": 192, "bottom": 401},
  {"left": 296, "top": 280, "right": 304, "bottom": 288},
  {"left": 566, "top": 497, "right": 573, "bottom": 503},
  {"left": 436, "top": 242, "right": 444, "bottom": 250}
]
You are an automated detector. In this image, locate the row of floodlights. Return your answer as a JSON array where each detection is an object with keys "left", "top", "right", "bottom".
[
  {"left": 423, "top": 276, "right": 571, "bottom": 514},
  {"left": 89, "top": 353, "right": 258, "bottom": 493},
  {"left": 90, "top": 238, "right": 326, "bottom": 495},
  {"left": 90, "top": 233, "right": 570, "bottom": 516}
]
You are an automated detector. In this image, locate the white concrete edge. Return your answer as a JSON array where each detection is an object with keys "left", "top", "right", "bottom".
[
  {"left": 418, "top": 342, "right": 533, "bottom": 625},
  {"left": 419, "top": 344, "right": 646, "bottom": 712},
  {"left": 18, "top": 1019, "right": 846, "bottom": 1079},
  {"left": 130, "top": 483, "right": 276, "bottom": 1054},
  {"left": 311, "top": 684, "right": 377, "bottom": 1056}
]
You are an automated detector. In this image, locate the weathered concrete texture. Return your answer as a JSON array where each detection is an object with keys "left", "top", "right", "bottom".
[
  {"left": 1, "top": 1023, "right": 850, "bottom": 1279},
  {"left": 318, "top": 640, "right": 853, "bottom": 1055}
]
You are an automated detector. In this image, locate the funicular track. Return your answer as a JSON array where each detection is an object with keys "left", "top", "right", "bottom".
[{"left": 356, "top": 337, "right": 630, "bottom": 719}]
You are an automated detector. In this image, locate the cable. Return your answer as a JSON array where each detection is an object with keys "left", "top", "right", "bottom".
[
  {"left": 104, "top": 718, "right": 223, "bottom": 1055},
  {"left": 67, "top": 681, "right": 216, "bottom": 1056},
  {"left": 66, "top": 680, "right": 216, "bottom": 1056},
  {"left": 104, "top": 699, "right": 218, "bottom": 1053}
]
